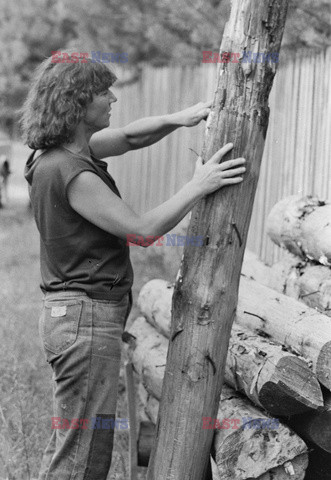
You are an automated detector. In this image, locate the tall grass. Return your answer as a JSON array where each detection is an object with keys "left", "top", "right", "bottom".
[{"left": 0, "top": 208, "right": 52, "bottom": 479}]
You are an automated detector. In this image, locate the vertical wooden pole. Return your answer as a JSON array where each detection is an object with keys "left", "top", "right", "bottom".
[
  {"left": 125, "top": 363, "right": 138, "bottom": 480},
  {"left": 147, "top": 1, "right": 289, "bottom": 478}
]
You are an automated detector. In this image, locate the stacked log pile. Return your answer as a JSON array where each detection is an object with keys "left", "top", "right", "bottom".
[
  {"left": 135, "top": 279, "right": 331, "bottom": 447},
  {"left": 250, "top": 195, "right": 331, "bottom": 316},
  {"left": 129, "top": 314, "right": 309, "bottom": 479},
  {"left": 137, "top": 280, "right": 323, "bottom": 415},
  {"left": 242, "top": 250, "right": 331, "bottom": 317},
  {"left": 127, "top": 289, "right": 318, "bottom": 478},
  {"left": 236, "top": 275, "right": 331, "bottom": 391},
  {"left": 266, "top": 195, "right": 331, "bottom": 266},
  {"left": 137, "top": 380, "right": 309, "bottom": 480},
  {"left": 125, "top": 195, "right": 331, "bottom": 477}
]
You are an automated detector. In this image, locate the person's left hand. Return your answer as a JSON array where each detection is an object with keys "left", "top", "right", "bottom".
[{"left": 173, "top": 101, "right": 212, "bottom": 127}]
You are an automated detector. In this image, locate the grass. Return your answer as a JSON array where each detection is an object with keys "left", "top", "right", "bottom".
[
  {"left": 0, "top": 205, "right": 50, "bottom": 479},
  {"left": 0, "top": 142, "right": 185, "bottom": 479}
]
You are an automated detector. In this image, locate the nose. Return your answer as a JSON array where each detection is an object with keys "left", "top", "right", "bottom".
[{"left": 109, "top": 90, "right": 117, "bottom": 103}]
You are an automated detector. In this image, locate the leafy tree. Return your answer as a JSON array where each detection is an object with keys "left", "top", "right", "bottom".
[{"left": 0, "top": 0, "right": 329, "bottom": 137}]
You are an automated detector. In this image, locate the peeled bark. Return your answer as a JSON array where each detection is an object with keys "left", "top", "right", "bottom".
[
  {"left": 237, "top": 275, "right": 331, "bottom": 390},
  {"left": 242, "top": 249, "right": 302, "bottom": 295},
  {"left": 214, "top": 386, "right": 308, "bottom": 480},
  {"left": 226, "top": 325, "right": 323, "bottom": 414},
  {"left": 266, "top": 195, "right": 331, "bottom": 265},
  {"left": 242, "top": 249, "right": 331, "bottom": 316},
  {"left": 256, "top": 456, "right": 309, "bottom": 480},
  {"left": 138, "top": 279, "right": 174, "bottom": 338},
  {"left": 128, "top": 316, "right": 167, "bottom": 400},
  {"left": 146, "top": 1, "right": 290, "bottom": 477},
  {"left": 138, "top": 383, "right": 308, "bottom": 480},
  {"left": 137, "top": 281, "right": 323, "bottom": 413}
]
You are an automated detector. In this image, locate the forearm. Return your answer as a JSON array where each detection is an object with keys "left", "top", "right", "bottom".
[
  {"left": 123, "top": 113, "right": 183, "bottom": 150},
  {"left": 139, "top": 181, "right": 204, "bottom": 239},
  {"left": 90, "top": 102, "right": 210, "bottom": 158}
]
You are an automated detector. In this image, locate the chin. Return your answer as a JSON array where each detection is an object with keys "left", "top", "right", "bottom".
[{"left": 95, "top": 120, "right": 110, "bottom": 131}]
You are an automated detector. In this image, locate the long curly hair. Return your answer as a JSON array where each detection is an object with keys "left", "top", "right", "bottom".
[{"left": 20, "top": 51, "right": 117, "bottom": 150}]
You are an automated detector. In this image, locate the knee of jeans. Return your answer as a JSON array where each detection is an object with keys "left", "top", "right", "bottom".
[{"left": 82, "top": 414, "right": 116, "bottom": 479}]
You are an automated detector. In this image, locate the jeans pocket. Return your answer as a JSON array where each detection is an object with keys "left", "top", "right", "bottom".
[{"left": 40, "top": 300, "right": 83, "bottom": 355}]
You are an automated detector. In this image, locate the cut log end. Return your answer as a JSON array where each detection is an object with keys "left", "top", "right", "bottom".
[
  {"left": 258, "top": 356, "right": 324, "bottom": 415},
  {"left": 317, "top": 341, "right": 331, "bottom": 391}
]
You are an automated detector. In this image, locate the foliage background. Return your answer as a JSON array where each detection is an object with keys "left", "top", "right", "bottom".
[{"left": 0, "top": 0, "right": 330, "bottom": 136}]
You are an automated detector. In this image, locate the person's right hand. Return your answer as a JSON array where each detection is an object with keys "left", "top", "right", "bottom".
[{"left": 191, "top": 143, "right": 246, "bottom": 196}]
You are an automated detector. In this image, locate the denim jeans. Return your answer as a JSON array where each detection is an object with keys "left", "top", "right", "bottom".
[{"left": 37, "top": 289, "right": 132, "bottom": 480}]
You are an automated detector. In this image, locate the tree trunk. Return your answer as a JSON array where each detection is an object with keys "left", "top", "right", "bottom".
[
  {"left": 146, "top": 1, "right": 290, "bottom": 477},
  {"left": 129, "top": 316, "right": 168, "bottom": 400},
  {"left": 237, "top": 275, "right": 331, "bottom": 390},
  {"left": 213, "top": 385, "right": 308, "bottom": 480},
  {"left": 242, "top": 249, "right": 302, "bottom": 296},
  {"left": 242, "top": 249, "right": 331, "bottom": 316},
  {"left": 136, "top": 282, "right": 323, "bottom": 413},
  {"left": 266, "top": 195, "right": 331, "bottom": 265},
  {"left": 225, "top": 325, "right": 323, "bottom": 415}
]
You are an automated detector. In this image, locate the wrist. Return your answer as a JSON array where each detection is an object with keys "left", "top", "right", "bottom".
[
  {"left": 185, "top": 179, "right": 205, "bottom": 201},
  {"left": 166, "top": 112, "right": 185, "bottom": 127}
]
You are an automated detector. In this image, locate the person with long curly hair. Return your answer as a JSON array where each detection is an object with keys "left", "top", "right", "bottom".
[{"left": 20, "top": 51, "right": 246, "bottom": 479}]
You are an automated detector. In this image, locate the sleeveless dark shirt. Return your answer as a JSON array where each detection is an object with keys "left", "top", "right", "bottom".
[{"left": 24, "top": 146, "right": 133, "bottom": 301}]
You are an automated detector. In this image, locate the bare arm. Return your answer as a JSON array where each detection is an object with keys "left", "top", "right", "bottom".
[
  {"left": 89, "top": 102, "right": 212, "bottom": 159},
  {"left": 68, "top": 173, "right": 203, "bottom": 243},
  {"left": 67, "top": 143, "right": 246, "bottom": 246}
]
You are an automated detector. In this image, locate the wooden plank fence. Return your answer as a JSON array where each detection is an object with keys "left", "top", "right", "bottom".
[{"left": 107, "top": 47, "right": 331, "bottom": 265}]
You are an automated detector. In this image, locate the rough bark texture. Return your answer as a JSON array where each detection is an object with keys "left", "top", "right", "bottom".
[
  {"left": 146, "top": 1, "right": 289, "bottom": 477},
  {"left": 138, "top": 383, "right": 308, "bottom": 480},
  {"left": 266, "top": 195, "right": 331, "bottom": 265},
  {"left": 242, "top": 249, "right": 331, "bottom": 316},
  {"left": 137, "top": 280, "right": 323, "bottom": 413},
  {"left": 237, "top": 275, "right": 331, "bottom": 390}
]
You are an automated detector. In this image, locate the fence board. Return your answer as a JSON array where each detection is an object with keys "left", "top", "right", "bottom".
[{"left": 108, "top": 49, "right": 330, "bottom": 265}]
